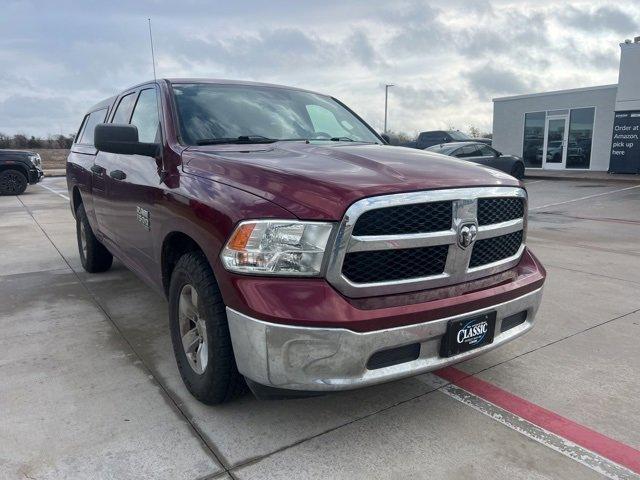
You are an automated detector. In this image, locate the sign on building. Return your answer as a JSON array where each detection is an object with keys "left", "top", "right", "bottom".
[{"left": 609, "top": 111, "right": 640, "bottom": 174}]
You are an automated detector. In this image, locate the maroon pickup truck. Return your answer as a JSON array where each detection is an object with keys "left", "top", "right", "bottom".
[{"left": 66, "top": 79, "right": 545, "bottom": 403}]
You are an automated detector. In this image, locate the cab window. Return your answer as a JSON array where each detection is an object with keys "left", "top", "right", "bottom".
[
  {"left": 77, "top": 108, "right": 108, "bottom": 146},
  {"left": 130, "top": 88, "right": 160, "bottom": 143},
  {"left": 112, "top": 93, "right": 137, "bottom": 124}
]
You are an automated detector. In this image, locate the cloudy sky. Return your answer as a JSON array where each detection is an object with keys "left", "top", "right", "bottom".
[{"left": 1, "top": 0, "right": 639, "bottom": 138}]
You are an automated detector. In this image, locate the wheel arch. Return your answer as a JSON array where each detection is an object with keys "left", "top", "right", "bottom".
[
  {"left": 0, "top": 163, "right": 29, "bottom": 178},
  {"left": 71, "top": 186, "right": 83, "bottom": 214},
  {"left": 161, "top": 231, "right": 211, "bottom": 298}
]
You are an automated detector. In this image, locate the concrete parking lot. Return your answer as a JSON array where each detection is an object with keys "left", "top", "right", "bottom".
[{"left": 1, "top": 176, "right": 639, "bottom": 479}]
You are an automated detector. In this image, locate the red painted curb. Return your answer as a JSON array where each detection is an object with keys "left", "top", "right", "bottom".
[{"left": 435, "top": 366, "right": 640, "bottom": 474}]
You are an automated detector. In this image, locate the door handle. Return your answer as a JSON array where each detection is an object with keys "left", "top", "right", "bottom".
[
  {"left": 90, "top": 164, "right": 105, "bottom": 175},
  {"left": 109, "top": 170, "right": 127, "bottom": 181}
]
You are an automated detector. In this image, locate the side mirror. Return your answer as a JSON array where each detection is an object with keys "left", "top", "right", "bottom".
[
  {"left": 496, "top": 151, "right": 502, "bottom": 157},
  {"left": 94, "top": 123, "right": 160, "bottom": 157},
  {"left": 380, "top": 133, "right": 391, "bottom": 144}
]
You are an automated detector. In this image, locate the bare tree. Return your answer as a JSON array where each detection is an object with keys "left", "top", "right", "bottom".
[
  {"left": 0, "top": 133, "right": 75, "bottom": 150},
  {"left": 468, "top": 126, "right": 481, "bottom": 138}
]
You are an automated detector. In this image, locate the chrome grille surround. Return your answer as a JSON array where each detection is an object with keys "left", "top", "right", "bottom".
[{"left": 325, "top": 187, "right": 527, "bottom": 298}]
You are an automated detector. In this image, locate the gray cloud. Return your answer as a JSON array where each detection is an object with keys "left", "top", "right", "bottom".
[
  {"left": 0, "top": 0, "right": 638, "bottom": 137},
  {"left": 561, "top": 5, "right": 639, "bottom": 34},
  {"left": 464, "top": 63, "right": 537, "bottom": 99},
  {"left": 385, "top": 2, "right": 452, "bottom": 54}
]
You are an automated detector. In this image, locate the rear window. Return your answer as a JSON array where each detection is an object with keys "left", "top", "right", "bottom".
[
  {"left": 448, "top": 131, "right": 472, "bottom": 141},
  {"left": 420, "top": 132, "right": 444, "bottom": 139},
  {"left": 77, "top": 108, "right": 107, "bottom": 146}
]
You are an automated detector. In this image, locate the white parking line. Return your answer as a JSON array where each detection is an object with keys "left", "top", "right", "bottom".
[
  {"left": 531, "top": 184, "right": 640, "bottom": 211},
  {"left": 441, "top": 383, "right": 640, "bottom": 480},
  {"left": 525, "top": 180, "right": 545, "bottom": 185},
  {"left": 39, "top": 183, "right": 70, "bottom": 201}
]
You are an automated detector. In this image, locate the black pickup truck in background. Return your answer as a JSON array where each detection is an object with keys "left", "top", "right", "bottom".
[
  {"left": 0, "top": 149, "right": 44, "bottom": 195},
  {"left": 402, "top": 130, "right": 492, "bottom": 149}
]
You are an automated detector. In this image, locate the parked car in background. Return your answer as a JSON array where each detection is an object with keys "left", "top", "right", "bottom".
[
  {"left": 67, "top": 78, "right": 544, "bottom": 404},
  {"left": 404, "top": 130, "right": 492, "bottom": 149},
  {"left": 426, "top": 142, "right": 526, "bottom": 179},
  {"left": 0, "top": 149, "right": 44, "bottom": 195},
  {"left": 536, "top": 141, "right": 585, "bottom": 164}
]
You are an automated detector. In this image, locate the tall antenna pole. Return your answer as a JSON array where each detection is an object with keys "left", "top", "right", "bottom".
[
  {"left": 147, "top": 18, "right": 165, "bottom": 178},
  {"left": 148, "top": 18, "right": 157, "bottom": 81},
  {"left": 384, "top": 84, "right": 394, "bottom": 133}
]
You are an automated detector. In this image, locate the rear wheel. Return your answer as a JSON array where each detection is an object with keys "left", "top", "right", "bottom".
[
  {"left": 76, "top": 203, "right": 113, "bottom": 273},
  {"left": 511, "top": 162, "right": 525, "bottom": 180},
  {"left": 168, "top": 251, "right": 245, "bottom": 404},
  {"left": 0, "top": 169, "right": 28, "bottom": 195}
]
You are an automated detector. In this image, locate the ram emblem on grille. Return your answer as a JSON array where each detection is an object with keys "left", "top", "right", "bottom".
[{"left": 457, "top": 223, "right": 478, "bottom": 249}]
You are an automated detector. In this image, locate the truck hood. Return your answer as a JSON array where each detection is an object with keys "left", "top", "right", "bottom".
[{"left": 182, "top": 142, "right": 520, "bottom": 220}]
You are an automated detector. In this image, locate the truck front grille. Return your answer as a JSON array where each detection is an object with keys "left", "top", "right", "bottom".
[
  {"left": 326, "top": 187, "right": 527, "bottom": 298},
  {"left": 342, "top": 245, "right": 448, "bottom": 283},
  {"left": 469, "top": 230, "right": 523, "bottom": 268},
  {"left": 353, "top": 201, "right": 452, "bottom": 236},
  {"left": 478, "top": 198, "right": 524, "bottom": 225}
]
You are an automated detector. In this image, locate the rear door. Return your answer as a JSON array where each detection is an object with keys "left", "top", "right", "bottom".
[
  {"left": 104, "top": 86, "right": 163, "bottom": 275},
  {"left": 72, "top": 107, "right": 109, "bottom": 231}
]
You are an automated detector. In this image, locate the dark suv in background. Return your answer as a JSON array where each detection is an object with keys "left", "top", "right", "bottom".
[
  {"left": 0, "top": 149, "right": 43, "bottom": 195},
  {"left": 426, "top": 142, "right": 526, "bottom": 179},
  {"left": 404, "top": 130, "right": 492, "bottom": 150}
]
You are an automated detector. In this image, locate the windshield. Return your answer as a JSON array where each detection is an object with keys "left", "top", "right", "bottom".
[
  {"left": 448, "top": 131, "right": 472, "bottom": 141},
  {"left": 172, "top": 83, "right": 380, "bottom": 145}
]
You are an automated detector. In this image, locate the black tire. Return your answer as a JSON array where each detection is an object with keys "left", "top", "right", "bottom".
[
  {"left": 168, "top": 251, "right": 245, "bottom": 404},
  {"left": 0, "top": 169, "right": 28, "bottom": 195},
  {"left": 76, "top": 203, "right": 113, "bottom": 273},
  {"left": 511, "top": 162, "right": 525, "bottom": 180}
]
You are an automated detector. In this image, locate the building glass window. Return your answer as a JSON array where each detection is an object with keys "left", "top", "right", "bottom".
[
  {"left": 522, "top": 112, "right": 545, "bottom": 167},
  {"left": 567, "top": 107, "right": 595, "bottom": 169}
]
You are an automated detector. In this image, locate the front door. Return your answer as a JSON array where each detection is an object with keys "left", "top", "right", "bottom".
[
  {"left": 104, "top": 86, "right": 163, "bottom": 279},
  {"left": 542, "top": 116, "right": 569, "bottom": 170}
]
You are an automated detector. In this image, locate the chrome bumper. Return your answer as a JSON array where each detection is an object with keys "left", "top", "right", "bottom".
[{"left": 227, "top": 287, "right": 543, "bottom": 391}]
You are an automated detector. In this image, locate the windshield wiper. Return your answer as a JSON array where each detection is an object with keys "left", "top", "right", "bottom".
[
  {"left": 308, "top": 136, "right": 356, "bottom": 142},
  {"left": 331, "top": 136, "right": 354, "bottom": 142},
  {"left": 196, "top": 135, "right": 278, "bottom": 145}
]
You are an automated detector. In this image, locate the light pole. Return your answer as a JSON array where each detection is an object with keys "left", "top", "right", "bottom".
[{"left": 384, "top": 84, "right": 394, "bottom": 133}]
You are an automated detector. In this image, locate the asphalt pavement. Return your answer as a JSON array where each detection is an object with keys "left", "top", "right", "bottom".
[{"left": 1, "top": 177, "right": 639, "bottom": 479}]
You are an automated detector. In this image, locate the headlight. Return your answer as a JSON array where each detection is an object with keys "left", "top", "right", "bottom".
[
  {"left": 221, "top": 220, "right": 334, "bottom": 276},
  {"left": 29, "top": 154, "right": 41, "bottom": 166}
]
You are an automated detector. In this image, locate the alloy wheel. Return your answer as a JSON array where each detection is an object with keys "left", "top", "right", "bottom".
[{"left": 178, "top": 284, "right": 208, "bottom": 374}]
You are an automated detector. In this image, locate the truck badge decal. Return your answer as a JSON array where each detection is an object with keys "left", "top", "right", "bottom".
[
  {"left": 136, "top": 206, "right": 150, "bottom": 231},
  {"left": 456, "top": 319, "right": 489, "bottom": 345},
  {"left": 457, "top": 223, "right": 477, "bottom": 249}
]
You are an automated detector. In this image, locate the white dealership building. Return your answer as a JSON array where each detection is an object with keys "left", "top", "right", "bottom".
[{"left": 492, "top": 38, "right": 640, "bottom": 174}]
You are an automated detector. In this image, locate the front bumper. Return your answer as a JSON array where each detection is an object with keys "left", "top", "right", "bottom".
[
  {"left": 227, "top": 287, "right": 543, "bottom": 392},
  {"left": 29, "top": 168, "right": 44, "bottom": 184}
]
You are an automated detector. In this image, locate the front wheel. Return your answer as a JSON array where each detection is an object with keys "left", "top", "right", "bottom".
[
  {"left": 168, "top": 251, "right": 245, "bottom": 404},
  {"left": 0, "top": 169, "right": 27, "bottom": 195}
]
